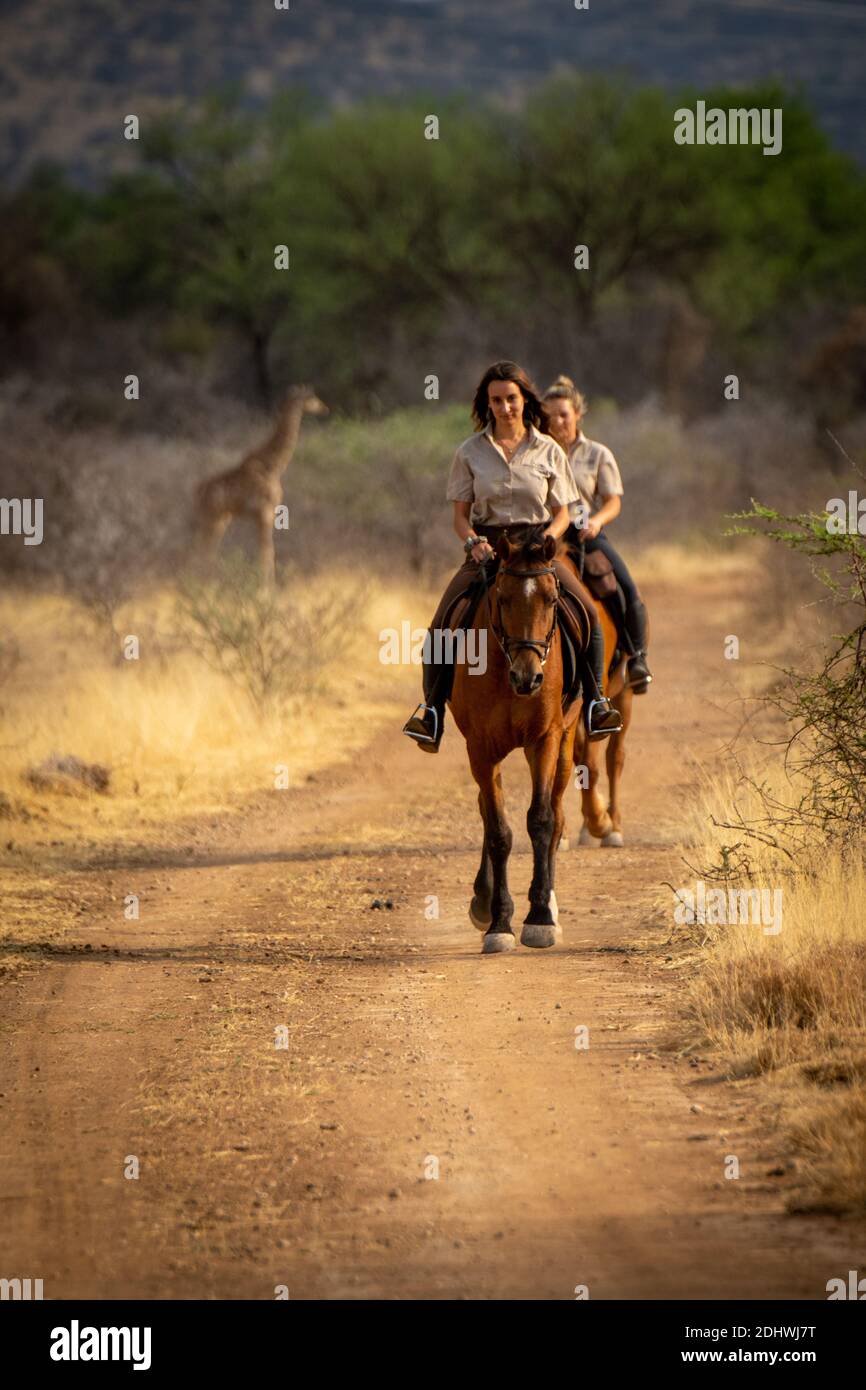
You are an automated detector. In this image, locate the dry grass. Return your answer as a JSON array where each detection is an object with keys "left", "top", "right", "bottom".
[
  {"left": 674, "top": 765, "right": 866, "bottom": 1213},
  {"left": 0, "top": 569, "right": 437, "bottom": 976},
  {"left": 0, "top": 573, "right": 434, "bottom": 851}
]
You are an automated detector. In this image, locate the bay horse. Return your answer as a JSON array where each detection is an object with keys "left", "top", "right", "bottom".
[{"left": 449, "top": 526, "right": 627, "bottom": 954}]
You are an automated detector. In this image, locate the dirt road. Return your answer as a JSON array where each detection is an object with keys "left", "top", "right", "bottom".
[{"left": 1, "top": 570, "right": 861, "bottom": 1299}]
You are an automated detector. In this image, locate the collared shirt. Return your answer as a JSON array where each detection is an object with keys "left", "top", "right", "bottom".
[
  {"left": 566, "top": 431, "right": 624, "bottom": 521},
  {"left": 445, "top": 423, "right": 578, "bottom": 526}
]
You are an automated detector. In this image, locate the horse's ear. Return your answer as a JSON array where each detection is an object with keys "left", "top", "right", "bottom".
[
  {"left": 542, "top": 533, "right": 558, "bottom": 561},
  {"left": 496, "top": 534, "right": 512, "bottom": 562}
]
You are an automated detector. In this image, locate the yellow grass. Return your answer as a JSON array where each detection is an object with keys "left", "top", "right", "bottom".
[
  {"left": 676, "top": 763, "right": 866, "bottom": 1212},
  {"left": 634, "top": 539, "right": 755, "bottom": 584},
  {"left": 0, "top": 574, "right": 435, "bottom": 848}
]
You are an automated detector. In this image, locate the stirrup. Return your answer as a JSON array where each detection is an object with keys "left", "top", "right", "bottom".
[
  {"left": 586, "top": 697, "right": 623, "bottom": 742},
  {"left": 402, "top": 703, "right": 440, "bottom": 745},
  {"left": 625, "top": 664, "right": 653, "bottom": 691}
]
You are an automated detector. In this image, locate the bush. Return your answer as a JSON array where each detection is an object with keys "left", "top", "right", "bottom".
[
  {"left": 176, "top": 554, "right": 358, "bottom": 714},
  {"left": 717, "top": 494, "right": 866, "bottom": 859}
]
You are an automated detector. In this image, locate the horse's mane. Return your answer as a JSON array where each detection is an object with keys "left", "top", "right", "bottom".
[{"left": 504, "top": 523, "right": 565, "bottom": 563}]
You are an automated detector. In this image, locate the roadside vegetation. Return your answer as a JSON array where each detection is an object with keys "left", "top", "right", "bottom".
[{"left": 672, "top": 496, "right": 866, "bottom": 1214}]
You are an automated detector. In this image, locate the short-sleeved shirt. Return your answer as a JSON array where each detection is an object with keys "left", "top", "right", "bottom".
[
  {"left": 445, "top": 423, "right": 578, "bottom": 526},
  {"left": 566, "top": 432, "right": 624, "bottom": 522}
]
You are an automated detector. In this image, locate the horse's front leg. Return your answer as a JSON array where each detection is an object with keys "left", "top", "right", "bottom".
[
  {"left": 469, "top": 751, "right": 514, "bottom": 954},
  {"left": 521, "top": 732, "right": 562, "bottom": 949},
  {"left": 469, "top": 783, "right": 496, "bottom": 931}
]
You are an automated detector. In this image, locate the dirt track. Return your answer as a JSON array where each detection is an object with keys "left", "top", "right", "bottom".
[{"left": 1, "top": 570, "right": 862, "bottom": 1299}]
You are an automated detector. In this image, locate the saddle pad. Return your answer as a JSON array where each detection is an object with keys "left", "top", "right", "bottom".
[
  {"left": 557, "top": 590, "right": 588, "bottom": 712},
  {"left": 442, "top": 567, "right": 491, "bottom": 633}
]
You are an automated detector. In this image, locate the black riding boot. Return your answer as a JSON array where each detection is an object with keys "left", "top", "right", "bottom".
[
  {"left": 623, "top": 597, "right": 652, "bottom": 691},
  {"left": 581, "top": 624, "right": 623, "bottom": 741},
  {"left": 402, "top": 663, "right": 450, "bottom": 752},
  {"left": 403, "top": 701, "right": 445, "bottom": 751}
]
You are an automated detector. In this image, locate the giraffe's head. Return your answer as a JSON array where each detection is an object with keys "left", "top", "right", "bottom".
[{"left": 282, "top": 384, "right": 329, "bottom": 417}]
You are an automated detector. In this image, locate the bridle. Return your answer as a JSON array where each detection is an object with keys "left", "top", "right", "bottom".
[{"left": 486, "top": 561, "right": 561, "bottom": 670}]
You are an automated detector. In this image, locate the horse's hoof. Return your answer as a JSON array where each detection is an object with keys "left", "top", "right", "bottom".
[
  {"left": 520, "top": 922, "right": 559, "bottom": 949},
  {"left": 481, "top": 931, "right": 516, "bottom": 954},
  {"left": 578, "top": 825, "right": 601, "bottom": 848},
  {"left": 602, "top": 830, "right": 624, "bottom": 848},
  {"left": 469, "top": 899, "right": 492, "bottom": 932},
  {"left": 559, "top": 835, "right": 570, "bottom": 852}
]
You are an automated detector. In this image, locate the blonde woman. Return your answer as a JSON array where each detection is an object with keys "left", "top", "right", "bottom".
[
  {"left": 402, "top": 360, "right": 623, "bottom": 751},
  {"left": 542, "top": 377, "right": 652, "bottom": 691}
]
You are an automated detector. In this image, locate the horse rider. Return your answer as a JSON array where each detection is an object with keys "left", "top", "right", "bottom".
[{"left": 402, "top": 360, "right": 624, "bottom": 752}]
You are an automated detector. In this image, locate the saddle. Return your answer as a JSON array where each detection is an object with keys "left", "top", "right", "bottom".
[
  {"left": 567, "top": 542, "right": 630, "bottom": 672},
  {"left": 580, "top": 545, "right": 619, "bottom": 600},
  {"left": 441, "top": 560, "right": 585, "bottom": 713}
]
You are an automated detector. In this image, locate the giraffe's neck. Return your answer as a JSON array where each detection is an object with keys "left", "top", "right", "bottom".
[{"left": 262, "top": 401, "right": 304, "bottom": 476}]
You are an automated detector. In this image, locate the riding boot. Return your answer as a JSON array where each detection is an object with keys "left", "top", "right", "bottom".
[
  {"left": 403, "top": 663, "right": 450, "bottom": 752},
  {"left": 402, "top": 702, "right": 445, "bottom": 751},
  {"left": 581, "top": 624, "right": 623, "bottom": 741},
  {"left": 623, "top": 596, "right": 653, "bottom": 691}
]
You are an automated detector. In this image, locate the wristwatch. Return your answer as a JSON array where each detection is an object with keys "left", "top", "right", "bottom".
[{"left": 464, "top": 534, "right": 482, "bottom": 555}]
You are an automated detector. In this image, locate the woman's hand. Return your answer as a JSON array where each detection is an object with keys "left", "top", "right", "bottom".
[
  {"left": 577, "top": 516, "right": 602, "bottom": 542},
  {"left": 471, "top": 540, "right": 494, "bottom": 563}
]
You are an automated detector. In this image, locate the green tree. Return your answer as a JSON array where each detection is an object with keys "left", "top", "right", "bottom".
[
  {"left": 274, "top": 97, "right": 499, "bottom": 406},
  {"left": 688, "top": 83, "right": 866, "bottom": 335},
  {"left": 492, "top": 76, "right": 720, "bottom": 327}
]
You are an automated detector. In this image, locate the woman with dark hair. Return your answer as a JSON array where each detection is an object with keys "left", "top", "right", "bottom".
[
  {"left": 542, "top": 376, "right": 652, "bottom": 692},
  {"left": 402, "top": 361, "right": 623, "bottom": 752}
]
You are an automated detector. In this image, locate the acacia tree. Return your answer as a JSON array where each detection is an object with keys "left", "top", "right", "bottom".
[
  {"left": 686, "top": 83, "right": 866, "bottom": 336},
  {"left": 491, "top": 77, "right": 719, "bottom": 327},
  {"left": 132, "top": 88, "right": 307, "bottom": 404},
  {"left": 272, "top": 98, "right": 499, "bottom": 407}
]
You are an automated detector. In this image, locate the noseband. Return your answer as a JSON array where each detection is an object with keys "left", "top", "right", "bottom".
[{"left": 488, "top": 562, "right": 560, "bottom": 670}]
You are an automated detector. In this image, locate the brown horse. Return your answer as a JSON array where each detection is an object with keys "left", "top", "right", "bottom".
[{"left": 449, "top": 527, "right": 598, "bottom": 954}]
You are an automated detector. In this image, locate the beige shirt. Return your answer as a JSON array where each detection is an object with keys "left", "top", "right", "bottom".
[
  {"left": 566, "top": 431, "right": 624, "bottom": 521},
  {"left": 446, "top": 423, "right": 578, "bottom": 526}
]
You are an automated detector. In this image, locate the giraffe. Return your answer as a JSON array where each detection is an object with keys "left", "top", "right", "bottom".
[{"left": 196, "top": 384, "right": 328, "bottom": 584}]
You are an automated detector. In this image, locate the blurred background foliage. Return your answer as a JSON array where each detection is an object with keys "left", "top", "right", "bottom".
[
  {"left": 2, "top": 73, "right": 865, "bottom": 592},
  {"left": 2, "top": 75, "right": 864, "bottom": 413}
]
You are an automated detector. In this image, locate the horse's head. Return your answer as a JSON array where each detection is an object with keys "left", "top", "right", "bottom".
[{"left": 491, "top": 527, "right": 560, "bottom": 696}]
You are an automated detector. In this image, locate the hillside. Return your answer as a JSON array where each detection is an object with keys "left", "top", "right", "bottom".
[{"left": 1, "top": 0, "right": 864, "bottom": 183}]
